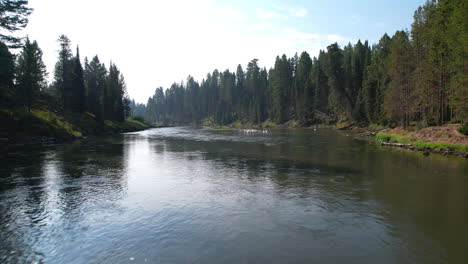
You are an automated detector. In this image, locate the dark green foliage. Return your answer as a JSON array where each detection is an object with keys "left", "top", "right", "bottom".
[
  {"left": 245, "top": 59, "right": 266, "bottom": 123},
  {"left": 15, "top": 37, "right": 47, "bottom": 111},
  {"left": 411, "top": 0, "right": 468, "bottom": 124},
  {"left": 363, "top": 34, "right": 391, "bottom": 123},
  {"left": 106, "top": 63, "right": 126, "bottom": 121},
  {"left": 0, "top": 40, "right": 15, "bottom": 106},
  {"left": 385, "top": 30, "right": 414, "bottom": 128},
  {"left": 71, "top": 47, "right": 85, "bottom": 113},
  {"left": 311, "top": 51, "right": 329, "bottom": 114},
  {"left": 270, "top": 55, "right": 292, "bottom": 124},
  {"left": 351, "top": 40, "right": 371, "bottom": 123},
  {"left": 458, "top": 123, "right": 468, "bottom": 136},
  {"left": 295, "top": 51, "right": 313, "bottom": 125},
  {"left": 131, "top": 115, "right": 145, "bottom": 123},
  {"left": 53, "top": 35, "right": 73, "bottom": 110},
  {"left": 84, "top": 55, "right": 107, "bottom": 120},
  {"left": 325, "top": 43, "right": 351, "bottom": 120},
  {"left": 0, "top": 0, "right": 33, "bottom": 47}
]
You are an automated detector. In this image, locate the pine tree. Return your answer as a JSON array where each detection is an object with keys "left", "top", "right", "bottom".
[
  {"left": 84, "top": 55, "right": 107, "bottom": 120},
  {"left": 351, "top": 40, "right": 370, "bottom": 123},
  {"left": 235, "top": 64, "right": 246, "bottom": 119},
  {"left": 385, "top": 31, "right": 414, "bottom": 128},
  {"left": 325, "top": 43, "right": 352, "bottom": 120},
  {"left": 270, "top": 55, "right": 292, "bottom": 123},
  {"left": 107, "top": 63, "right": 120, "bottom": 120},
  {"left": 245, "top": 59, "right": 260, "bottom": 123},
  {"left": 295, "top": 51, "right": 313, "bottom": 125},
  {"left": 362, "top": 34, "right": 391, "bottom": 124},
  {"left": 445, "top": 0, "right": 468, "bottom": 122},
  {"left": 311, "top": 51, "right": 329, "bottom": 114},
  {"left": 15, "top": 37, "right": 47, "bottom": 111},
  {"left": 71, "top": 46, "right": 85, "bottom": 112},
  {"left": 117, "top": 73, "right": 127, "bottom": 121},
  {"left": 0, "top": 41, "right": 15, "bottom": 106},
  {"left": 0, "top": 0, "right": 33, "bottom": 48},
  {"left": 53, "top": 35, "right": 73, "bottom": 111}
]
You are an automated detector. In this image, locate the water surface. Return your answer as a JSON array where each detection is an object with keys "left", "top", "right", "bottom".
[{"left": 1, "top": 127, "right": 467, "bottom": 263}]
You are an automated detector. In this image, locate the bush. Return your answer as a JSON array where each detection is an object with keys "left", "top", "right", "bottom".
[
  {"left": 131, "top": 115, "right": 145, "bottom": 123},
  {"left": 459, "top": 123, "right": 468, "bottom": 136}
]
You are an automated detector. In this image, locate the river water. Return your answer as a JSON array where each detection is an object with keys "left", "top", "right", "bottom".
[{"left": 0, "top": 127, "right": 467, "bottom": 263}]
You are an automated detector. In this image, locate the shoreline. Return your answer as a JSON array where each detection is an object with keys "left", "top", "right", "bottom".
[
  {"left": 208, "top": 121, "right": 468, "bottom": 158},
  {"left": 0, "top": 109, "right": 153, "bottom": 147},
  {"left": 379, "top": 141, "right": 468, "bottom": 158},
  {"left": 1, "top": 126, "right": 152, "bottom": 147},
  {"left": 374, "top": 125, "right": 468, "bottom": 158}
]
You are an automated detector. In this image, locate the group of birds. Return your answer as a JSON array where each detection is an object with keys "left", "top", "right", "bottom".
[{"left": 242, "top": 129, "right": 268, "bottom": 134}]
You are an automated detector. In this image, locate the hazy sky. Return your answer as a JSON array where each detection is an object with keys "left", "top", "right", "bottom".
[{"left": 23, "top": 0, "right": 424, "bottom": 103}]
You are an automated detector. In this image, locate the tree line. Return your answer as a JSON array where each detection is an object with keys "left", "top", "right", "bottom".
[
  {"left": 143, "top": 0, "right": 466, "bottom": 128},
  {"left": 0, "top": 1, "right": 130, "bottom": 122}
]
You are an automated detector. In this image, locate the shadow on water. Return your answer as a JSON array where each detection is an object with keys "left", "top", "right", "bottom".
[{"left": 0, "top": 137, "right": 129, "bottom": 263}]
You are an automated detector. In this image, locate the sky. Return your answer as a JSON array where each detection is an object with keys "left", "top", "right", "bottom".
[{"left": 22, "top": 0, "right": 425, "bottom": 104}]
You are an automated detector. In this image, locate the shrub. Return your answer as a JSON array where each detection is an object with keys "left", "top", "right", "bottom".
[
  {"left": 459, "top": 123, "right": 468, "bottom": 136},
  {"left": 131, "top": 115, "right": 145, "bottom": 123}
]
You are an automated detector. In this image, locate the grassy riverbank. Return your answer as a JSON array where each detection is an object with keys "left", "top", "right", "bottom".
[
  {"left": 0, "top": 108, "right": 151, "bottom": 143},
  {"left": 207, "top": 119, "right": 468, "bottom": 156},
  {"left": 375, "top": 125, "right": 468, "bottom": 153}
]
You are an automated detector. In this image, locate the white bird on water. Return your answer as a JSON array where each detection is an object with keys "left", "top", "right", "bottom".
[{"left": 242, "top": 129, "right": 268, "bottom": 135}]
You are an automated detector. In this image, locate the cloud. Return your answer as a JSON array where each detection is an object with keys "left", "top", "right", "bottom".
[
  {"left": 269, "top": 4, "right": 308, "bottom": 18},
  {"left": 212, "top": 7, "right": 246, "bottom": 21},
  {"left": 289, "top": 7, "right": 308, "bottom": 18},
  {"left": 284, "top": 31, "right": 321, "bottom": 42},
  {"left": 255, "top": 8, "right": 288, "bottom": 19},
  {"left": 254, "top": 6, "right": 308, "bottom": 20},
  {"left": 326, "top": 34, "right": 352, "bottom": 45}
]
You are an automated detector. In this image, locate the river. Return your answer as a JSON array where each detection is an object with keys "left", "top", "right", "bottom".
[{"left": 0, "top": 127, "right": 467, "bottom": 263}]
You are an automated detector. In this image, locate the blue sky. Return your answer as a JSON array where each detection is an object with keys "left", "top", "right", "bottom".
[
  {"left": 24, "top": 0, "right": 425, "bottom": 103},
  {"left": 212, "top": 0, "right": 424, "bottom": 45}
]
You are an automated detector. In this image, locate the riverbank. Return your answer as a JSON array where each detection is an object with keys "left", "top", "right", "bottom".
[
  {"left": 0, "top": 108, "right": 152, "bottom": 145},
  {"left": 375, "top": 125, "right": 468, "bottom": 157},
  {"left": 208, "top": 119, "right": 468, "bottom": 157},
  {"left": 209, "top": 119, "right": 335, "bottom": 130}
]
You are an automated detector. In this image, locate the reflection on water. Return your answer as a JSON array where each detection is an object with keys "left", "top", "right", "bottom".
[{"left": 0, "top": 127, "right": 467, "bottom": 263}]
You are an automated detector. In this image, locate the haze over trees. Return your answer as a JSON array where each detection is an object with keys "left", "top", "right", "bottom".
[{"left": 143, "top": 0, "right": 466, "bottom": 128}]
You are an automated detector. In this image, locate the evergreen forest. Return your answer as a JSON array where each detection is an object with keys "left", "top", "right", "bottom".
[{"left": 142, "top": 0, "right": 466, "bottom": 129}]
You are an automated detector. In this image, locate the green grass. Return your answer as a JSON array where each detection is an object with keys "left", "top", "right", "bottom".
[
  {"left": 104, "top": 119, "right": 150, "bottom": 133},
  {"left": 0, "top": 109, "right": 82, "bottom": 139},
  {"left": 368, "top": 123, "right": 385, "bottom": 130},
  {"left": 230, "top": 120, "right": 245, "bottom": 129},
  {"left": 32, "top": 110, "right": 82, "bottom": 137},
  {"left": 0, "top": 108, "right": 151, "bottom": 141},
  {"left": 261, "top": 120, "right": 277, "bottom": 128},
  {"left": 376, "top": 132, "right": 468, "bottom": 152},
  {"left": 122, "top": 119, "right": 149, "bottom": 131},
  {"left": 130, "top": 115, "right": 145, "bottom": 123},
  {"left": 213, "top": 125, "right": 233, "bottom": 130}
]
